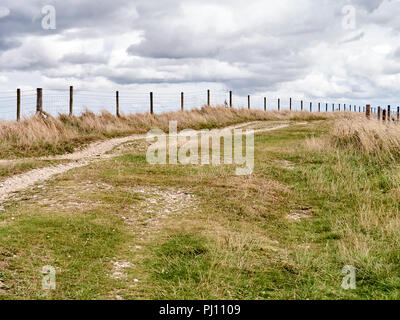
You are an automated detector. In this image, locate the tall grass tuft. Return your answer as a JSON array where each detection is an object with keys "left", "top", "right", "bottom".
[{"left": 331, "top": 119, "right": 400, "bottom": 162}]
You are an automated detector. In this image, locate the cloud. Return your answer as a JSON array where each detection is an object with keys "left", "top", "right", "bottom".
[
  {"left": 0, "top": 0, "right": 399, "bottom": 107},
  {"left": 60, "top": 52, "right": 109, "bottom": 65},
  {"left": 0, "top": 6, "right": 10, "bottom": 19},
  {"left": 0, "top": 38, "right": 21, "bottom": 52},
  {"left": 340, "top": 32, "right": 365, "bottom": 44}
]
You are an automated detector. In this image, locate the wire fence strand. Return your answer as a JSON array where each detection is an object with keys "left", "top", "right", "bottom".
[{"left": 0, "top": 88, "right": 381, "bottom": 121}]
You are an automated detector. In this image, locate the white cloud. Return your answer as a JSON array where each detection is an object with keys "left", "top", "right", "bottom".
[{"left": 0, "top": 6, "right": 10, "bottom": 19}]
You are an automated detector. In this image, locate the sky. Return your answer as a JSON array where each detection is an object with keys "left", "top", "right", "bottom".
[{"left": 0, "top": 0, "right": 399, "bottom": 117}]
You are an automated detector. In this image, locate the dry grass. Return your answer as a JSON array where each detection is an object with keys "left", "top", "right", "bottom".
[
  {"left": 331, "top": 118, "right": 400, "bottom": 161},
  {"left": 0, "top": 107, "right": 360, "bottom": 159}
]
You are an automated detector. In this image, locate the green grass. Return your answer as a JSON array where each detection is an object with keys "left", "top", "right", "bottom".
[
  {"left": 0, "top": 119, "right": 399, "bottom": 299},
  {"left": 0, "top": 209, "right": 126, "bottom": 299}
]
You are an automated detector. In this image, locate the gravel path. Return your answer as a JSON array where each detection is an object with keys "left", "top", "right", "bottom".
[{"left": 0, "top": 121, "right": 304, "bottom": 204}]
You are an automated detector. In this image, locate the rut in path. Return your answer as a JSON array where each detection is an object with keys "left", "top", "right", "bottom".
[{"left": 0, "top": 121, "right": 304, "bottom": 204}]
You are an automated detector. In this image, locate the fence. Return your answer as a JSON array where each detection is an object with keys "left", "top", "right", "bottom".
[{"left": 0, "top": 86, "right": 396, "bottom": 121}]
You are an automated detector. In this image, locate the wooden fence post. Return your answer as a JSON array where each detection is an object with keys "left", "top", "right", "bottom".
[
  {"left": 69, "top": 86, "right": 73, "bottom": 116},
  {"left": 36, "top": 88, "right": 43, "bottom": 113},
  {"left": 326, "top": 103, "right": 328, "bottom": 112},
  {"left": 290, "top": 98, "right": 292, "bottom": 111},
  {"left": 150, "top": 92, "right": 154, "bottom": 115},
  {"left": 116, "top": 91, "right": 120, "bottom": 117},
  {"left": 397, "top": 106, "right": 400, "bottom": 122},
  {"left": 332, "top": 103, "right": 335, "bottom": 112},
  {"left": 318, "top": 102, "right": 321, "bottom": 112},
  {"left": 388, "top": 105, "right": 391, "bottom": 122},
  {"left": 344, "top": 104, "right": 346, "bottom": 112},
  {"left": 17, "top": 89, "right": 21, "bottom": 121},
  {"left": 382, "top": 109, "right": 387, "bottom": 122},
  {"left": 301, "top": 100, "right": 303, "bottom": 111},
  {"left": 248, "top": 95, "right": 251, "bottom": 110},
  {"left": 278, "top": 98, "right": 280, "bottom": 111},
  {"left": 339, "top": 104, "right": 341, "bottom": 111},
  {"left": 207, "top": 90, "right": 210, "bottom": 106},
  {"left": 378, "top": 107, "right": 381, "bottom": 120},
  {"left": 310, "top": 102, "right": 312, "bottom": 112},
  {"left": 181, "top": 92, "right": 184, "bottom": 111},
  {"left": 366, "top": 104, "right": 371, "bottom": 119},
  {"left": 229, "top": 91, "right": 232, "bottom": 108},
  {"left": 264, "top": 97, "right": 267, "bottom": 111}
]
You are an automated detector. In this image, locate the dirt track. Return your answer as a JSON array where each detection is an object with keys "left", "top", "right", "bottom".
[{"left": 0, "top": 121, "right": 304, "bottom": 204}]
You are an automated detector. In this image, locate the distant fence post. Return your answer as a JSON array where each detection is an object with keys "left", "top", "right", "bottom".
[
  {"left": 116, "top": 91, "right": 120, "bottom": 117},
  {"left": 332, "top": 103, "right": 334, "bottom": 112},
  {"left": 326, "top": 103, "right": 328, "bottom": 112},
  {"left": 388, "top": 105, "right": 391, "bottom": 122},
  {"left": 366, "top": 104, "right": 371, "bottom": 119},
  {"left": 150, "top": 92, "right": 154, "bottom": 115},
  {"left": 36, "top": 88, "right": 43, "bottom": 113},
  {"left": 378, "top": 106, "right": 381, "bottom": 120},
  {"left": 301, "top": 100, "right": 303, "bottom": 111},
  {"left": 248, "top": 95, "right": 251, "bottom": 110},
  {"left": 397, "top": 106, "right": 400, "bottom": 122},
  {"left": 264, "top": 97, "right": 267, "bottom": 111},
  {"left": 17, "top": 88, "right": 21, "bottom": 121},
  {"left": 229, "top": 91, "right": 232, "bottom": 108},
  {"left": 318, "top": 103, "right": 321, "bottom": 112},
  {"left": 290, "top": 98, "right": 292, "bottom": 111},
  {"left": 382, "top": 109, "right": 386, "bottom": 122},
  {"left": 69, "top": 86, "right": 73, "bottom": 116},
  {"left": 181, "top": 92, "right": 184, "bottom": 111},
  {"left": 207, "top": 90, "right": 210, "bottom": 106},
  {"left": 339, "top": 104, "right": 341, "bottom": 111},
  {"left": 278, "top": 98, "right": 280, "bottom": 111},
  {"left": 359, "top": 106, "right": 361, "bottom": 113},
  {"left": 310, "top": 102, "right": 312, "bottom": 112}
]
